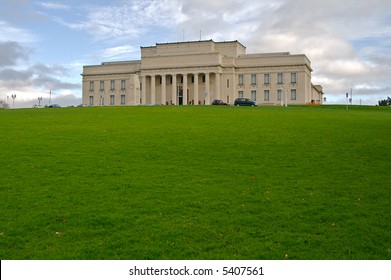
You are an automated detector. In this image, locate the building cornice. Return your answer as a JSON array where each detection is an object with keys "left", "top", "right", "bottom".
[
  {"left": 81, "top": 71, "right": 139, "bottom": 77},
  {"left": 236, "top": 63, "right": 313, "bottom": 72}
]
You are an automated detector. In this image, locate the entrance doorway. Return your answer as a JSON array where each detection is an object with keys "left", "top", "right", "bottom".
[{"left": 178, "top": 89, "right": 183, "bottom": 105}]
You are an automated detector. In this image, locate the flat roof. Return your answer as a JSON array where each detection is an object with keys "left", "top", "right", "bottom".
[{"left": 141, "top": 39, "right": 246, "bottom": 49}]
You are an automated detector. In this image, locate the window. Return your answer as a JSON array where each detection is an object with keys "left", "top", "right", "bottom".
[
  {"left": 291, "top": 73, "right": 297, "bottom": 84},
  {"left": 277, "top": 73, "right": 283, "bottom": 84},
  {"left": 191, "top": 75, "right": 194, "bottom": 84},
  {"left": 277, "top": 90, "right": 282, "bottom": 101},
  {"left": 110, "top": 95, "right": 115, "bottom": 105},
  {"left": 170, "top": 76, "right": 173, "bottom": 84},
  {"left": 110, "top": 80, "right": 115, "bottom": 91},
  {"left": 238, "top": 75, "right": 244, "bottom": 85},
  {"left": 238, "top": 91, "right": 244, "bottom": 98},
  {"left": 121, "top": 80, "right": 126, "bottom": 90},
  {"left": 251, "top": 74, "right": 257, "bottom": 85},
  {"left": 264, "top": 74, "right": 270, "bottom": 85},
  {"left": 291, "top": 89, "right": 297, "bottom": 100},
  {"left": 251, "top": 90, "right": 257, "bottom": 101},
  {"left": 202, "top": 75, "right": 206, "bottom": 83},
  {"left": 100, "top": 81, "right": 104, "bottom": 91},
  {"left": 227, "top": 79, "right": 230, "bottom": 88},
  {"left": 89, "top": 81, "right": 94, "bottom": 91},
  {"left": 89, "top": 96, "right": 94, "bottom": 106},
  {"left": 264, "top": 90, "right": 269, "bottom": 101},
  {"left": 121, "top": 95, "right": 126, "bottom": 105}
]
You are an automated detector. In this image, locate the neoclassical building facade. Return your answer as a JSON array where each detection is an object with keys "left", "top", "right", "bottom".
[{"left": 82, "top": 40, "right": 323, "bottom": 106}]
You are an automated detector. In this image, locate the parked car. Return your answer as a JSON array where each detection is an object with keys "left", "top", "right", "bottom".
[
  {"left": 234, "top": 98, "right": 257, "bottom": 106},
  {"left": 48, "top": 104, "right": 61, "bottom": 108},
  {"left": 212, "top": 99, "right": 229, "bottom": 105}
]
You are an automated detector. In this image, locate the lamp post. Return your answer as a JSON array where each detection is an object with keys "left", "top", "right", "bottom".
[
  {"left": 11, "top": 94, "right": 16, "bottom": 108},
  {"left": 350, "top": 88, "right": 353, "bottom": 105},
  {"left": 38, "top": 97, "right": 42, "bottom": 107}
]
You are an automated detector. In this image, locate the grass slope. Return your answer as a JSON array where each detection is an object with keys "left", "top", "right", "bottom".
[{"left": 0, "top": 105, "right": 390, "bottom": 259}]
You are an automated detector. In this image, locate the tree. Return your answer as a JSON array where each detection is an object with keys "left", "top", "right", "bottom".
[
  {"left": 0, "top": 100, "right": 9, "bottom": 109},
  {"left": 378, "top": 96, "right": 391, "bottom": 106}
]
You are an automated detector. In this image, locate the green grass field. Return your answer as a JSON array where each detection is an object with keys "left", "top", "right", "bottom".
[{"left": 0, "top": 105, "right": 390, "bottom": 260}]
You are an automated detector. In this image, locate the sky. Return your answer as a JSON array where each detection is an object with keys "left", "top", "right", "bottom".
[{"left": 1, "top": 0, "right": 390, "bottom": 107}]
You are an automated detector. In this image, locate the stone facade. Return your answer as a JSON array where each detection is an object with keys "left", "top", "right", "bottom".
[{"left": 82, "top": 40, "right": 323, "bottom": 106}]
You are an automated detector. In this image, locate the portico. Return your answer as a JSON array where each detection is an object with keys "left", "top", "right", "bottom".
[{"left": 140, "top": 72, "right": 221, "bottom": 106}]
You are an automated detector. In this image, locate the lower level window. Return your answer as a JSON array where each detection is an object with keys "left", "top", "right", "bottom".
[
  {"left": 291, "top": 89, "right": 297, "bottom": 100},
  {"left": 121, "top": 95, "right": 126, "bottom": 105},
  {"left": 238, "top": 91, "right": 244, "bottom": 98},
  {"left": 251, "top": 90, "right": 257, "bottom": 101},
  {"left": 110, "top": 95, "right": 115, "bottom": 105},
  {"left": 89, "top": 96, "right": 94, "bottom": 106},
  {"left": 264, "top": 90, "right": 269, "bottom": 101}
]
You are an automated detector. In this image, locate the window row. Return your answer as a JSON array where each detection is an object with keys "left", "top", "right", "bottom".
[
  {"left": 89, "top": 73, "right": 298, "bottom": 92},
  {"left": 89, "top": 95, "right": 126, "bottom": 106},
  {"left": 238, "top": 73, "right": 297, "bottom": 86},
  {"left": 89, "top": 80, "right": 127, "bottom": 92},
  {"left": 238, "top": 89, "right": 297, "bottom": 101}
]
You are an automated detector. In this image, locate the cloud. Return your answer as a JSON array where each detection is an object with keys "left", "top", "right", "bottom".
[
  {"left": 0, "top": 62, "right": 79, "bottom": 90},
  {"left": 0, "top": 89, "right": 82, "bottom": 108},
  {"left": 99, "top": 45, "right": 139, "bottom": 60},
  {"left": 57, "top": 0, "right": 187, "bottom": 42},
  {"left": 0, "top": 40, "right": 80, "bottom": 105},
  {"left": 0, "top": 41, "right": 31, "bottom": 67},
  {"left": 0, "top": 20, "right": 38, "bottom": 42},
  {"left": 37, "top": 2, "right": 70, "bottom": 10}
]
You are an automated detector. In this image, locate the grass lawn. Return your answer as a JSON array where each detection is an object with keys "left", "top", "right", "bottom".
[{"left": 0, "top": 105, "right": 390, "bottom": 260}]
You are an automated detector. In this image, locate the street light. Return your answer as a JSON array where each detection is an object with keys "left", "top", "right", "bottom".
[
  {"left": 38, "top": 97, "right": 42, "bottom": 107},
  {"left": 11, "top": 94, "right": 16, "bottom": 108}
]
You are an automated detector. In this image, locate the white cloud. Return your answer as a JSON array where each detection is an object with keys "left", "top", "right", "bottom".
[
  {"left": 0, "top": 40, "right": 80, "bottom": 107},
  {"left": 57, "top": 0, "right": 187, "bottom": 42},
  {"left": 0, "top": 20, "right": 38, "bottom": 42},
  {"left": 100, "top": 45, "right": 138, "bottom": 60},
  {"left": 38, "top": 2, "right": 70, "bottom": 10},
  {"left": 0, "top": 88, "right": 81, "bottom": 108}
]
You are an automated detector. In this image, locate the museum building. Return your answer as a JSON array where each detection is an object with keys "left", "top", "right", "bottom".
[{"left": 82, "top": 40, "right": 323, "bottom": 106}]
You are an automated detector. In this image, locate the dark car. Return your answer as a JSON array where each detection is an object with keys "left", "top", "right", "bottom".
[
  {"left": 212, "top": 99, "right": 229, "bottom": 105},
  {"left": 48, "top": 104, "right": 61, "bottom": 108},
  {"left": 234, "top": 98, "right": 257, "bottom": 106}
]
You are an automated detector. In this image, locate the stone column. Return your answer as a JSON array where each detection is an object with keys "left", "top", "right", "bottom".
[
  {"left": 205, "top": 73, "right": 210, "bottom": 105},
  {"left": 193, "top": 73, "right": 199, "bottom": 105},
  {"left": 161, "top": 75, "right": 166, "bottom": 105},
  {"left": 171, "top": 74, "right": 177, "bottom": 105},
  {"left": 141, "top": 76, "right": 146, "bottom": 105},
  {"left": 183, "top": 74, "right": 188, "bottom": 106},
  {"left": 150, "top": 75, "right": 156, "bottom": 105},
  {"left": 215, "top": 72, "right": 221, "bottom": 100}
]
